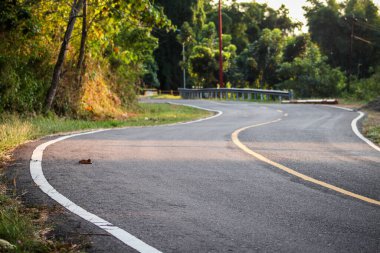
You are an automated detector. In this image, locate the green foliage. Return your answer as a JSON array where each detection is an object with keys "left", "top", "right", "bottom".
[
  {"left": 189, "top": 45, "right": 218, "bottom": 87},
  {"left": 277, "top": 41, "right": 346, "bottom": 98},
  {"left": 251, "top": 28, "right": 284, "bottom": 87},
  {"left": 283, "top": 35, "right": 309, "bottom": 62},
  {"left": 108, "top": 26, "right": 160, "bottom": 93},
  {"left": 192, "top": 0, "right": 207, "bottom": 36},
  {"left": 177, "top": 22, "right": 196, "bottom": 45},
  {"left": 143, "top": 59, "right": 160, "bottom": 88},
  {"left": 0, "top": 47, "right": 52, "bottom": 114},
  {"left": 349, "top": 67, "right": 380, "bottom": 100},
  {"left": 185, "top": 20, "right": 237, "bottom": 88},
  {"left": 0, "top": 0, "right": 172, "bottom": 115},
  {"left": 209, "top": 1, "right": 301, "bottom": 53},
  {"left": 155, "top": 0, "right": 301, "bottom": 90},
  {"left": 177, "top": 1, "right": 304, "bottom": 89},
  {"left": 227, "top": 28, "right": 285, "bottom": 88},
  {"left": 177, "top": 0, "right": 371, "bottom": 97},
  {"left": 0, "top": 0, "right": 33, "bottom": 33},
  {"left": 304, "top": 0, "right": 380, "bottom": 81},
  {"left": 0, "top": 205, "right": 46, "bottom": 252}
]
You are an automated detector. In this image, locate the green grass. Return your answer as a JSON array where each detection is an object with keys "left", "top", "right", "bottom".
[
  {"left": 0, "top": 102, "right": 211, "bottom": 252},
  {"left": 367, "top": 127, "right": 380, "bottom": 145},
  {"left": 149, "top": 94, "right": 181, "bottom": 100},
  {"left": 0, "top": 103, "right": 211, "bottom": 160},
  {"left": 0, "top": 196, "right": 48, "bottom": 252},
  {"left": 27, "top": 103, "right": 210, "bottom": 136}
]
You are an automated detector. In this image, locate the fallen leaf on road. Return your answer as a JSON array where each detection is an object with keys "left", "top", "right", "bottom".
[{"left": 79, "top": 159, "right": 92, "bottom": 164}]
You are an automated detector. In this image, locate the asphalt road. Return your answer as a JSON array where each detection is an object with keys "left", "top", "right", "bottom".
[{"left": 24, "top": 100, "right": 380, "bottom": 252}]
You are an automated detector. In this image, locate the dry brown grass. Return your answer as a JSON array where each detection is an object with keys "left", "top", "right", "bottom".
[{"left": 0, "top": 115, "right": 33, "bottom": 164}]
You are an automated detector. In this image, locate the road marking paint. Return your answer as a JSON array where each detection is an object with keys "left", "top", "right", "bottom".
[
  {"left": 351, "top": 111, "right": 380, "bottom": 152},
  {"left": 30, "top": 131, "right": 163, "bottom": 253},
  {"left": 277, "top": 110, "right": 283, "bottom": 113},
  {"left": 30, "top": 102, "right": 223, "bottom": 252},
  {"left": 208, "top": 100, "right": 230, "bottom": 106},
  {"left": 284, "top": 113, "right": 288, "bottom": 117},
  {"left": 324, "top": 105, "right": 380, "bottom": 152},
  {"left": 167, "top": 103, "right": 223, "bottom": 125},
  {"left": 232, "top": 120, "right": 380, "bottom": 206},
  {"left": 323, "top": 105, "right": 354, "bottom": 112}
]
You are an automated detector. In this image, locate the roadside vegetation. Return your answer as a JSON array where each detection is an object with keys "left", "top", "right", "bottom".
[
  {"left": 362, "top": 98, "right": 380, "bottom": 146},
  {"left": 364, "top": 110, "right": 380, "bottom": 146},
  {"left": 149, "top": 94, "right": 181, "bottom": 100},
  {"left": 0, "top": 193, "right": 84, "bottom": 252}
]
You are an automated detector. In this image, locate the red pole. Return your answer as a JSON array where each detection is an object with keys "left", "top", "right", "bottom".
[{"left": 218, "top": 0, "right": 224, "bottom": 88}]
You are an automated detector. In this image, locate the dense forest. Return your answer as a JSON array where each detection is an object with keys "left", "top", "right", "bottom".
[
  {"left": 157, "top": 0, "right": 380, "bottom": 99},
  {"left": 1, "top": 0, "right": 380, "bottom": 117}
]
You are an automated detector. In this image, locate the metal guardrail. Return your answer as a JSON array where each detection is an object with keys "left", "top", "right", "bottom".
[{"left": 178, "top": 88, "right": 292, "bottom": 101}]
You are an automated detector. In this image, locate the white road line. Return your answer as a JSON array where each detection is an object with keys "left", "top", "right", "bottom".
[
  {"left": 325, "top": 105, "right": 380, "bottom": 152},
  {"left": 167, "top": 102, "right": 223, "bottom": 125},
  {"left": 323, "top": 105, "right": 354, "bottom": 112},
  {"left": 30, "top": 131, "right": 163, "bottom": 253},
  {"left": 29, "top": 102, "right": 223, "bottom": 253},
  {"left": 351, "top": 111, "right": 380, "bottom": 152}
]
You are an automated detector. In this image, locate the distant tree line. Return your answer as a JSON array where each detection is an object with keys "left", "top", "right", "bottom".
[
  {"left": 155, "top": 0, "right": 380, "bottom": 99},
  {"left": 1, "top": 0, "right": 379, "bottom": 116}
]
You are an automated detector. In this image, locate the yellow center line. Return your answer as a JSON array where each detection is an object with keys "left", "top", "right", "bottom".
[{"left": 231, "top": 119, "right": 380, "bottom": 206}]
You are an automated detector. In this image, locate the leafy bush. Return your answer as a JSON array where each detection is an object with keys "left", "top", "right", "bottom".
[
  {"left": 348, "top": 68, "right": 380, "bottom": 101},
  {"left": 0, "top": 54, "right": 52, "bottom": 113},
  {"left": 277, "top": 41, "right": 346, "bottom": 98}
]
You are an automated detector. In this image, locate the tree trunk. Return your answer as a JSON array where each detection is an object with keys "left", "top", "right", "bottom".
[
  {"left": 76, "top": 0, "right": 87, "bottom": 86},
  {"left": 44, "top": 0, "right": 83, "bottom": 112}
]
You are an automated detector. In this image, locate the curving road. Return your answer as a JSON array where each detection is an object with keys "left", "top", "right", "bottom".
[{"left": 31, "top": 100, "right": 379, "bottom": 252}]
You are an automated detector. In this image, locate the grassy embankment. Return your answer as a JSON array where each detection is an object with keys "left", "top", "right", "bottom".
[{"left": 0, "top": 103, "right": 211, "bottom": 252}]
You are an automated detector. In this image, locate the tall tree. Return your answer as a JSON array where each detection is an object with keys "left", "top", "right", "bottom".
[
  {"left": 76, "top": 0, "right": 87, "bottom": 86},
  {"left": 44, "top": 0, "right": 83, "bottom": 112}
]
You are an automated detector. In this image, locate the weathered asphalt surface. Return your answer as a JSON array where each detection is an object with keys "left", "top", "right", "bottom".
[{"left": 15, "top": 100, "right": 380, "bottom": 252}]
